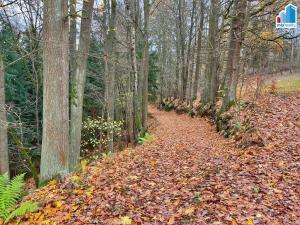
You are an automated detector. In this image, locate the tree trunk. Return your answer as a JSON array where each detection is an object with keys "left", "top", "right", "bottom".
[
  {"left": 40, "top": 0, "right": 69, "bottom": 183},
  {"left": 175, "top": 21, "right": 180, "bottom": 98},
  {"left": 178, "top": 0, "right": 185, "bottom": 100},
  {"left": 187, "top": 42, "right": 196, "bottom": 103},
  {"left": 69, "top": 0, "right": 94, "bottom": 172},
  {"left": 105, "top": 0, "right": 117, "bottom": 152},
  {"left": 125, "top": 0, "right": 136, "bottom": 144},
  {"left": 192, "top": 0, "right": 204, "bottom": 99},
  {"left": 69, "top": 0, "right": 77, "bottom": 80},
  {"left": 201, "top": 0, "right": 219, "bottom": 105},
  {"left": 222, "top": 0, "right": 247, "bottom": 110},
  {"left": 184, "top": 0, "right": 196, "bottom": 101},
  {"left": 131, "top": 0, "right": 139, "bottom": 141},
  {"left": 0, "top": 56, "right": 9, "bottom": 175},
  {"left": 141, "top": 0, "right": 150, "bottom": 131}
]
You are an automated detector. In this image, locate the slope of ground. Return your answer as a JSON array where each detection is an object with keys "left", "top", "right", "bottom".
[{"left": 18, "top": 103, "right": 299, "bottom": 225}]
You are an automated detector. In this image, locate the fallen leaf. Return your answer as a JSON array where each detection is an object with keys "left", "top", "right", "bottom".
[
  {"left": 81, "top": 159, "right": 88, "bottom": 174},
  {"left": 184, "top": 207, "right": 195, "bottom": 216},
  {"left": 231, "top": 219, "right": 238, "bottom": 225},
  {"left": 167, "top": 216, "right": 176, "bottom": 225},
  {"left": 72, "top": 205, "right": 79, "bottom": 211},
  {"left": 120, "top": 216, "right": 132, "bottom": 225},
  {"left": 55, "top": 201, "right": 62, "bottom": 208},
  {"left": 247, "top": 219, "right": 255, "bottom": 225},
  {"left": 150, "top": 159, "right": 157, "bottom": 166}
]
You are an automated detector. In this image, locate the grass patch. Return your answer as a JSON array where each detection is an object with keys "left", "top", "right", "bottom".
[{"left": 276, "top": 79, "right": 300, "bottom": 93}]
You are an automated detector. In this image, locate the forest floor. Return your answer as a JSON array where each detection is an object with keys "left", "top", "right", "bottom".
[{"left": 19, "top": 94, "right": 300, "bottom": 225}]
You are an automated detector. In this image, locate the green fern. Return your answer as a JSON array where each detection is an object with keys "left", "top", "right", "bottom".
[{"left": 0, "top": 173, "right": 38, "bottom": 223}]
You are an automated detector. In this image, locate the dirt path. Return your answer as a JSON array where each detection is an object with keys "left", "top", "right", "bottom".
[{"left": 23, "top": 106, "right": 299, "bottom": 225}]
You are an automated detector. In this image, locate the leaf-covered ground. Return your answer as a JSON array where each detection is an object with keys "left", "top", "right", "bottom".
[{"left": 18, "top": 96, "right": 299, "bottom": 225}]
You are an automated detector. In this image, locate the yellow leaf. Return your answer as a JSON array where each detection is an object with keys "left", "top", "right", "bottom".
[
  {"left": 86, "top": 191, "right": 93, "bottom": 196},
  {"left": 129, "top": 175, "right": 139, "bottom": 180},
  {"left": 72, "top": 175, "right": 82, "bottom": 183},
  {"left": 48, "top": 180, "right": 57, "bottom": 186},
  {"left": 247, "top": 219, "right": 255, "bottom": 225},
  {"left": 40, "top": 220, "right": 51, "bottom": 225},
  {"left": 150, "top": 159, "right": 157, "bottom": 166},
  {"left": 231, "top": 219, "right": 238, "bottom": 225},
  {"left": 81, "top": 159, "right": 88, "bottom": 174},
  {"left": 223, "top": 190, "right": 230, "bottom": 195},
  {"left": 184, "top": 207, "right": 195, "bottom": 216},
  {"left": 55, "top": 201, "right": 62, "bottom": 208},
  {"left": 120, "top": 216, "right": 132, "bottom": 225},
  {"left": 64, "top": 213, "right": 72, "bottom": 220},
  {"left": 74, "top": 189, "right": 84, "bottom": 195},
  {"left": 72, "top": 205, "right": 79, "bottom": 211}
]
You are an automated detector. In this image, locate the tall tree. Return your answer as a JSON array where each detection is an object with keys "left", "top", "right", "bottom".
[
  {"left": 141, "top": 0, "right": 150, "bottom": 131},
  {"left": 0, "top": 56, "right": 9, "bottom": 175},
  {"left": 222, "top": 0, "right": 248, "bottom": 110},
  {"left": 184, "top": 0, "right": 196, "bottom": 100},
  {"left": 40, "top": 0, "right": 69, "bottom": 182},
  {"left": 125, "top": 0, "right": 137, "bottom": 144},
  {"left": 192, "top": 0, "right": 205, "bottom": 99},
  {"left": 69, "top": 0, "right": 94, "bottom": 171},
  {"left": 178, "top": 0, "right": 186, "bottom": 99},
  {"left": 69, "top": 0, "right": 77, "bottom": 80},
  {"left": 201, "top": 0, "right": 219, "bottom": 105},
  {"left": 105, "top": 0, "right": 117, "bottom": 152}
]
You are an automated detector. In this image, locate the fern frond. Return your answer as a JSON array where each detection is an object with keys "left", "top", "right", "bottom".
[
  {"left": 0, "top": 173, "right": 9, "bottom": 194},
  {"left": 1, "top": 174, "right": 24, "bottom": 211},
  {"left": 0, "top": 173, "right": 37, "bottom": 223},
  {"left": 5, "top": 201, "right": 38, "bottom": 223},
  {"left": 0, "top": 173, "right": 11, "bottom": 219}
]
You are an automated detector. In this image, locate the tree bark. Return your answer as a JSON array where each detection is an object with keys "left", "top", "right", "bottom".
[
  {"left": 69, "top": 0, "right": 77, "bottom": 80},
  {"left": 178, "top": 0, "right": 185, "bottom": 100},
  {"left": 125, "top": 0, "right": 136, "bottom": 144},
  {"left": 141, "top": 0, "right": 150, "bottom": 131},
  {"left": 222, "top": 0, "right": 248, "bottom": 110},
  {"left": 184, "top": 0, "right": 196, "bottom": 101},
  {"left": 69, "top": 0, "right": 94, "bottom": 172},
  {"left": 40, "top": 0, "right": 69, "bottom": 182},
  {"left": 105, "top": 0, "right": 117, "bottom": 152},
  {"left": 0, "top": 56, "right": 9, "bottom": 175},
  {"left": 192, "top": 0, "right": 204, "bottom": 99},
  {"left": 175, "top": 20, "right": 180, "bottom": 98},
  {"left": 201, "top": 0, "right": 219, "bottom": 105}
]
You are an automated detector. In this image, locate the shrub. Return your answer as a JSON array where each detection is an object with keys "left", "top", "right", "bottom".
[
  {"left": 81, "top": 117, "right": 123, "bottom": 160},
  {"left": 0, "top": 173, "right": 38, "bottom": 223}
]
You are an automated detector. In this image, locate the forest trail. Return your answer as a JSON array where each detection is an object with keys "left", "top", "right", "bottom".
[{"left": 22, "top": 106, "right": 299, "bottom": 225}]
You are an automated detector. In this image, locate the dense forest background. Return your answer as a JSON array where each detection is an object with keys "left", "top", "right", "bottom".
[{"left": 0, "top": 0, "right": 299, "bottom": 183}]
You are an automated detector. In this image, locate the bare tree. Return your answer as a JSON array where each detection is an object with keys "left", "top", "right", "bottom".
[
  {"left": 69, "top": 0, "right": 95, "bottom": 171},
  {"left": 184, "top": 0, "right": 196, "bottom": 101},
  {"left": 192, "top": 0, "right": 205, "bottom": 99},
  {"left": 222, "top": 0, "right": 248, "bottom": 110},
  {"left": 201, "top": 0, "right": 219, "bottom": 105}
]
